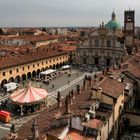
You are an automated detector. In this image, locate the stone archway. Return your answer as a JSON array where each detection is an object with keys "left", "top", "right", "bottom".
[
  {"left": 59, "top": 63, "right": 63, "bottom": 67},
  {"left": 41, "top": 68, "right": 45, "bottom": 72},
  {"left": 49, "top": 65, "right": 53, "bottom": 69},
  {"left": 94, "top": 57, "right": 99, "bottom": 65},
  {"left": 1, "top": 79, "right": 8, "bottom": 87},
  {"left": 27, "top": 72, "right": 32, "bottom": 79},
  {"left": 32, "top": 71, "right": 36, "bottom": 77},
  {"left": 21, "top": 74, "right": 26, "bottom": 81},
  {"left": 37, "top": 69, "right": 40, "bottom": 75},
  {"left": 106, "top": 58, "right": 111, "bottom": 67},
  {"left": 53, "top": 64, "right": 56, "bottom": 69},
  {"left": 62, "top": 62, "right": 65, "bottom": 66},
  {"left": 56, "top": 63, "right": 60, "bottom": 69},
  {"left": 83, "top": 57, "right": 87, "bottom": 65},
  {"left": 45, "top": 66, "right": 48, "bottom": 70},
  {"left": 15, "top": 76, "right": 21, "bottom": 83},
  {"left": 8, "top": 77, "right": 14, "bottom": 82}
]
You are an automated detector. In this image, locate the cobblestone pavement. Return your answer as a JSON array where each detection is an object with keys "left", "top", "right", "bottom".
[{"left": 0, "top": 69, "right": 98, "bottom": 138}]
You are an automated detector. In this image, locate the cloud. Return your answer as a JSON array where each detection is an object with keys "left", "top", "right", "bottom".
[{"left": 0, "top": 0, "right": 139, "bottom": 27}]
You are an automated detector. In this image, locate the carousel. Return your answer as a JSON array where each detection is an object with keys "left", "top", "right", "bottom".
[{"left": 10, "top": 84, "right": 48, "bottom": 116}]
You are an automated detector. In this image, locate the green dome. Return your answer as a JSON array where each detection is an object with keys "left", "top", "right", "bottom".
[
  {"left": 106, "top": 11, "right": 121, "bottom": 30},
  {"left": 106, "top": 19, "right": 121, "bottom": 30}
]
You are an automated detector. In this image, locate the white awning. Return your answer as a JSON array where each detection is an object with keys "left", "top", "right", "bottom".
[
  {"left": 4, "top": 82, "right": 18, "bottom": 92},
  {"left": 61, "top": 65, "right": 70, "bottom": 69},
  {"left": 40, "top": 69, "right": 56, "bottom": 75}
]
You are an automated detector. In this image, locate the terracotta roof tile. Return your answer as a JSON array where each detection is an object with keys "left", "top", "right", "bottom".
[
  {"left": 97, "top": 77, "right": 126, "bottom": 99},
  {"left": 0, "top": 49, "right": 67, "bottom": 70}
]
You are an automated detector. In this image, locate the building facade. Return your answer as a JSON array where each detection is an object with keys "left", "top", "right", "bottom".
[
  {"left": 0, "top": 49, "right": 69, "bottom": 87},
  {"left": 75, "top": 25, "right": 125, "bottom": 67}
]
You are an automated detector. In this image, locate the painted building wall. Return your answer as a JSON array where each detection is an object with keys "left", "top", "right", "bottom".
[{"left": 0, "top": 54, "right": 68, "bottom": 85}]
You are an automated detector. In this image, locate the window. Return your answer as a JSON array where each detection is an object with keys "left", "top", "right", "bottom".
[
  {"left": 16, "top": 68, "right": 19, "bottom": 72},
  {"left": 50, "top": 60, "right": 51, "bottom": 63},
  {"left": 95, "top": 39, "right": 99, "bottom": 47},
  {"left": 46, "top": 61, "right": 47, "bottom": 64},
  {"left": 106, "top": 40, "right": 111, "bottom": 47},
  {"left": 22, "top": 67, "right": 24, "bottom": 71},
  {"left": 28, "top": 66, "right": 30, "bottom": 69},
  {"left": 9, "top": 70, "right": 12, "bottom": 74},
  {"left": 42, "top": 62, "right": 44, "bottom": 65},
  {"left": 3, "top": 72, "right": 5, "bottom": 76},
  {"left": 53, "top": 59, "right": 55, "bottom": 62},
  {"left": 33, "top": 64, "right": 35, "bottom": 68},
  {"left": 37, "top": 63, "right": 39, "bottom": 66}
]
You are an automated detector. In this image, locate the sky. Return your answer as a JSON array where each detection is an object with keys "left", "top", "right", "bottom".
[{"left": 0, "top": 0, "right": 139, "bottom": 27}]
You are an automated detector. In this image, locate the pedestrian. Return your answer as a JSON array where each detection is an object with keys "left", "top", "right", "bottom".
[{"left": 68, "top": 80, "right": 70, "bottom": 84}]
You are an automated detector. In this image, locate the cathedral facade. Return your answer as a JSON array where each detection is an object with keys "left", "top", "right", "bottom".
[{"left": 75, "top": 12, "right": 125, "bottom": 67}]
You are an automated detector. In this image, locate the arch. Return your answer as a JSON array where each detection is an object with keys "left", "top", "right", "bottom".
[
  {"left": 1, "top": 79, "right": 8, "bottom": 87},
  {"left": 62, "top": 62, "right": 65, "bottom": 65},
  {"left": 49, "top": 65, "right": 53, "bottom": 69},
  {"left": 53, "top": 64, "right": 56, "bottom": 69},
  {"left": 65, "top": 61, "right": 69, "bottom": 65},
  {"left": 59, "top": 63, "right": 63, "bottom": 67},
  {"left": 21, "top": 74, "right": 26, "bottom": 81},
  {"left": 27, "top": 72, "right": 32, "bottom": 79},
  {"left": 106, "top": 40, "right": 111, "bottom": 47},
  {"left": 32, "top": 71, "right": 36, "bottom": 77},
  {"left": 45, "top": 66, "right": 48, "bottom": 70},
  {"left": 41, "top": 68, "right": 45, "bottom": 72},
  {"left": 15, "top": 76, "right": 21, "bottom": 83},
  {"left": 8, "top": 77, "right": 14, "bottom": 82},
  {"left": 56, "top": 63, "right": 60, "bottom": 69},
  {"left": 83, "top": 57, "right": 87, "bottom": 64},
  {"left": 37, "top": 69, "right": 41, "bottom": 75}
]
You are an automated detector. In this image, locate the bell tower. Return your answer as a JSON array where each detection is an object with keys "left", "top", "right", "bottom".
[{"left": 124, "top": 9, "right": 135, "bottom": 54}]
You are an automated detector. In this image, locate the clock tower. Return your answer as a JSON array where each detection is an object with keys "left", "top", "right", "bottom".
[{"left": 124, "top": 9, "right": 135, "bottom": 54}]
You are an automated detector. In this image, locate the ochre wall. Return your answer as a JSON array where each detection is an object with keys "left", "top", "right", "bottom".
[{"left": 0, "top": 54, "right": 68, "bottom": 84}]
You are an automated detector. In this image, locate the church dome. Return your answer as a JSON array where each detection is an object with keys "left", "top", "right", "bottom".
[{"left": 106, "top": 11, "right": 121, "bottom": 30}]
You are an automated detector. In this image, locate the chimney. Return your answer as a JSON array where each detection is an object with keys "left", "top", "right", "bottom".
[
  {"left": 120, "top": 75, "right": 124, "bottom": 83},
  {"left": 76, "top": 84, "right": 80, "bottom": 94},
  {"left": 83, "top": 79, "right": 86, "bottom": 90},
  {"left": 97, "top": 87, "right": 102, "bottom": 101},
  {"left": 71, "top": 89, "right": 75, "bottom": 99},
  {"left": 91, "top": 87, "right": 102, "bottom": 101},
  {"left": 68, "top": 92, "right": 72, "bottom": 105},
  {"left": 31, "top": 118, "right": 39, "bottom": 140},
  {"left": 56, "top": 91, "right": 62, "bottom": 108},
  {"left": 65, "top": 96, "right": 70, "bottom": 114}
]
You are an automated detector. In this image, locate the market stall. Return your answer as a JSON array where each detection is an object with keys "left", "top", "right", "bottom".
[
  {"left": 61, "top": 65, "right": 70, "bottom": 70},
  {"left": 4, "top": 82, "right": 18, "bottom": 92}
]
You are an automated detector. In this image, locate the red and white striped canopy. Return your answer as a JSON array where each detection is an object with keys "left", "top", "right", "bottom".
[{"left": 10, "top": 86, "right": 48, "bottom": 104}]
